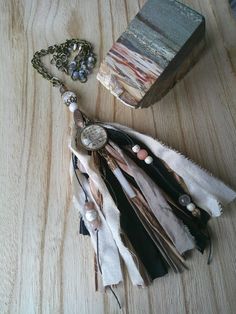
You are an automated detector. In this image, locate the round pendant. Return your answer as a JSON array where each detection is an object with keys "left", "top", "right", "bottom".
[{"left": 80, "top": 124, "right": 108, "bottom": 151}]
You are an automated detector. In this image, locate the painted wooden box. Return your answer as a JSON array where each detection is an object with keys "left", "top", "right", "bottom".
[{"left": 97, "top": 0, "right": 205, "bottom": 108}]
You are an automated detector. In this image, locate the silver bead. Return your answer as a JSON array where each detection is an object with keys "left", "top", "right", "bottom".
[
  {"left": 62, "top": 91, "right": 77, "bottom": 106},
  {"left": 186, "top": 203, "right": 196, "bottom": 212},
  {"left": 85, "top": 210, "right": 98, "bottom": 222},
  {"left": 179, "top": 194, "right": 191, "bottom": 206},
  {"left": 144, "top": 156, "right": 153, "bottom": 164},
  {"left": 132, "top": 145, "right": 140, "bottom": 153},
  {"left": 69, "top": 102, "right": 78, "bottom": 112},
  {"left": 68, "top": 61, "right": 77, "bottom": 70}
]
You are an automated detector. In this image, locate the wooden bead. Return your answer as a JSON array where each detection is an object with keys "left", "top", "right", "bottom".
[
  {"left": 192, "top": 208, "right": 201, "bottom": 217},
  {"left": 144, "top": 156, "right": 153, "bottom": 164},
  {"left": 132, "top": 145, "right": 140, "bottom": 153},
  {"left": 187, "top": 203, "right": 196, "bottom": 212},
  {"left": 84, "top": 201, "right": 95, "bottom": 210},
  {"left": 137, "top": 149, "right": 148, "bottom": 160}
]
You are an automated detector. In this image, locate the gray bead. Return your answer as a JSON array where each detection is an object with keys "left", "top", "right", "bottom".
[
  {"left": 80, "top": 64, "right": 87, "bottom": 70},
  {"left": 71, "top": 69, "right": 87, "bottom": 83},
  {"left": 88, "top": 56, "right": 95, "bottom": 63},
  {"left": 80, "top": 60, "right": 86, "bottom": 66},
  {"left": 68, "top": 61, "right": 77, "bottom": 70},
  {"left": 178, "top": 194, "right": 191, "bottom": 206},
  {"left": 87, "top": 62, "right": 95, "bottom": 69},
  {"left": 71, "top": 70, "right": 81, "bottom": 80},
  {"left": 78, "top": 69, "right": 87, "bottom": 77}
]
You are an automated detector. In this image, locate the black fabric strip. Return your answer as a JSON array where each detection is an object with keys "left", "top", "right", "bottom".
[{"left": 100, "top": 157, "right": 168, "bottom": 280}]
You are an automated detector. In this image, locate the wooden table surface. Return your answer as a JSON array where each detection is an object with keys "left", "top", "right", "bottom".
[{"left": 0, "top": 1, "right": 236, "bottom": 313}]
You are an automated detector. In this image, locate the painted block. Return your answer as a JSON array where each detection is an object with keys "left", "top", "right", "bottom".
[{"left": 97, "top": 0, "right": 205, "bottom": 108}]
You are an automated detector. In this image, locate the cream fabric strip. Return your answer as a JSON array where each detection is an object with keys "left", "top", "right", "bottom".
[
  {"left": 108, "top": 141, "right": 195, "bottom": 254},
  {"left": 71, "top": 165, "right": 123, "bottom": 286},
  {"left": 106, "top": 123, "right": 236, "bottom": 217},
  {"left": 69, "top": 126, "right": 144, "bottom": 286}
]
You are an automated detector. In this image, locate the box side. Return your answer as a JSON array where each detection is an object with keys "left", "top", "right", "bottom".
[{"left": 139, "top": 18, "right": 205, "bottom": 108}]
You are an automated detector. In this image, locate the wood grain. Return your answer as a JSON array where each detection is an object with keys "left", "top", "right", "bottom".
[{"left": 0, "top": 0, "right": 236, "bottom": 313}]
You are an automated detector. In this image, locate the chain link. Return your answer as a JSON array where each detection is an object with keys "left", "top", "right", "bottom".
[{"left": 31, "top": 39, "right": 94, "bottom": 87}]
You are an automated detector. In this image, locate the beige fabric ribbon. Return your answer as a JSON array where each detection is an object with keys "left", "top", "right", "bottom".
[{"left": 69, "top": 125, "right": 144, "bottom": 287}]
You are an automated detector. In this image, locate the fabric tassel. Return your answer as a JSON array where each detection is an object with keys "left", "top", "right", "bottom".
[{"left": 69, "top": 119, "right": 236, "bottom": 289}]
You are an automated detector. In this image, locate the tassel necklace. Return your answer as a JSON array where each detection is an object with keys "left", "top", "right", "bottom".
[{"left": 32, "top": 39, "right": 236, "bottom": 307}]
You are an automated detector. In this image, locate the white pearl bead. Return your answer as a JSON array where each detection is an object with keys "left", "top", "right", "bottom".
[
  {"left": 85, "top": 210, "right": 98, "bottom": 222},
  {"left": 62, "top": 91, "right": 77, "bottom": 103},
  {"left": 132, "top": 145, "right": 140, "bottom": 153},
  {"left": 144, "top": 156, "right": 153, "bottom": 164},
  {"left": 187, "top": 203, "right": 196, "bottom": 212},
  {"left": 69, "top": 102, "right": 78, "bottom": 112}
]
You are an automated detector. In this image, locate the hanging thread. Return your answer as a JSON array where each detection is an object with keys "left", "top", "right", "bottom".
[{"left": 96, "top": 229, "right": 122, "bottom": 309}]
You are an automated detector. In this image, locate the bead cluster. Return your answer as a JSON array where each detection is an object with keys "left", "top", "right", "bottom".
[
  {"left": 68, "top": 52, "right": 96, "bottom": 83},
  {"left": 50, "top": 42, "right": 96, "bottom": 83},
  {"left": 132, "top": 145, "right": 153, "bottom": 164},
  {"left": 84, "top": 201, "right": 100, "bottom": 230},
  {"left": 178, "top": 194, "right": 200, "bottom": 217}
]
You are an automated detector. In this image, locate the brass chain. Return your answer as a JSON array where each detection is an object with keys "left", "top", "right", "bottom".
[{"left": 31, "top": 39, "right": 94, "bottom": 87}]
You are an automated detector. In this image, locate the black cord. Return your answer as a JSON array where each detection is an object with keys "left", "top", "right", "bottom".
[
  {"left": 104, "top": 126, "right": 134, "bottom": 146},
  {"left": 206, "top": 228, "right": 213, "bottom": 265},
  {"left": 96, "top": 230, "right": 122, "bottom": 309}
]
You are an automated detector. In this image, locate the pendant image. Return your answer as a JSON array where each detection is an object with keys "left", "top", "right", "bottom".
[{"left": 79, "top": 124, "right": 108, "bottom": 151}]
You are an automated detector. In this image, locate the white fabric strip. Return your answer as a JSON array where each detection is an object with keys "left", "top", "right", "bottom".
[
  {"left": 69, "top": 126, "right": 144, "bottom": 286},
  {"left": 107, "top": 123, "right": 236, "bottom": 217},
  {"left": 113, "top": 167, "right": 137, "bottom": 198}
]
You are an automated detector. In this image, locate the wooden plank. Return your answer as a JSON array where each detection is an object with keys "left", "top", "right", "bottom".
[{"left": 0, "top": 0, "right": 236, "bottom": 314}]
